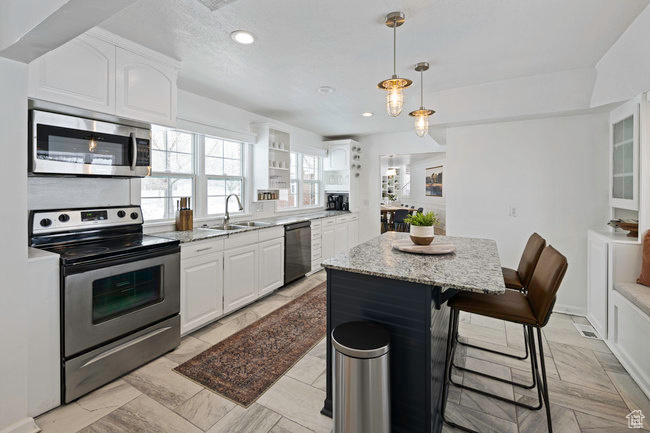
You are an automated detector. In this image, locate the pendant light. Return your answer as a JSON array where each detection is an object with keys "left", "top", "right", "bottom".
[
  {"left": 409, "top": 62, "right": 435, "bottom": 137},
  {"left": 377, "top": 12, "right": 412, "bottom": 117}
]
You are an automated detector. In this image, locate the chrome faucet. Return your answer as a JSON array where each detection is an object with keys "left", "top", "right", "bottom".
[{"left": 224, "top": 194, "right": 244, "bottom": 229}]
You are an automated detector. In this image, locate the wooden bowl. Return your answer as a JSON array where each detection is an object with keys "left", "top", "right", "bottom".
[{"left": 618, "top": 221, "right": 639, "bottom": 238}]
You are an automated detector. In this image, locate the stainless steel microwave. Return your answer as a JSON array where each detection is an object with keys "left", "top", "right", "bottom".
[{"left": 30, "top": 110, "right": 151, "bottom": 178}]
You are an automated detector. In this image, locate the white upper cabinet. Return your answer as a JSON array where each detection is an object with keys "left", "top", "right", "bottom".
[
  {"left": 28, "top": 34, "right": 115, "bottom": 114},
  {"left": 28, "top": 29, "right": 179, "bottom": 126},
  {"left": 115, "top": 47, "right": 177, "bottom": 127},
  {"left": 325, "top": 145, "right": 349, "bottom": 171},
  {"left": 610, "top": 99, "right": 640, "bottom": 210}
]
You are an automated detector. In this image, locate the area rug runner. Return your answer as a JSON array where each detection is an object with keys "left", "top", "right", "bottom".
[{"left": 174, "top": 282, "right": 326, "bottom": 407}]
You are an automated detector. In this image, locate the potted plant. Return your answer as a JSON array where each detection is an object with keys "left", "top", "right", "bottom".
[{"left": 404, "top": 211, "right": 438, "bottom": 245}]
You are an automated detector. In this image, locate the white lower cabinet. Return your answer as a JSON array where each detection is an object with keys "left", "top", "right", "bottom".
[
  {"left": 180, "top": 252, "right": 223, "bottom": 335},
  {"left": 348, "top": 216, "right": 359, "bottom": 247},
  {"left": 259, "top": 238, "right": 284, "bottom": 296},
  {"left": 223, "top": 244, "right": 259, "bottom": 314},
  {"left": 334, "top": 223, "right": 348, "bottom": 254},
  {"left": 322, "top": 225, "right": 335, "bottom": 260},
  {"left": 587, "top": 233, "right": 609, "bottom": 337}
]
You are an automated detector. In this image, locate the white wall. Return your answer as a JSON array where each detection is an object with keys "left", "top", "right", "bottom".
[
  {"left": 357, "top": 131, "right": 447, "bottom": 243},
  {"left": 0, "top": 58, "right": 34, "bottom": 433},
  {"left": 446, "top": 113, "right": 610, "bottom": 314}
]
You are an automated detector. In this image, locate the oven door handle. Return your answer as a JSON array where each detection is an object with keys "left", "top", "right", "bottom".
[
  {"left": 129, "top": 132, "right": 137, "bottom": 170},
  {"left": 80, "top": 326, "right": 172, "bottom": 368}
]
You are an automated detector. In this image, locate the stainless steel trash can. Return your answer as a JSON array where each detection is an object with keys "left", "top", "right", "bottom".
[{"left": 332, "top": 321, "right": 390, "bottom": 433}]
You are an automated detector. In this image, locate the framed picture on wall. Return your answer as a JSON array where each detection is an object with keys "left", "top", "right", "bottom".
[{"left": 426, "top": 166, "right": 443, "bottom": 197}]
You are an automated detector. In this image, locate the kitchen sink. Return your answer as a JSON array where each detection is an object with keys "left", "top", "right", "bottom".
[
  {"left": 209, "top": 224, "right": 242, "bottom": 231},
  {"left": 232, "top": 221, "right": 272, "bottom": 228}
]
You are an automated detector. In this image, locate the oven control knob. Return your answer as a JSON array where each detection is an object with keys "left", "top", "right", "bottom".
[
  {"left": 130, "top": 212, "right": 139, "bottom": 220},
  {"left": 58, "top": 214, "right": 70, "bottom": 223},
  {"left": 39, "top": 218, "right": 52, "bottom": 227},
  {"left": 117, "top": 210, "right": 126, "bottom": 218}
]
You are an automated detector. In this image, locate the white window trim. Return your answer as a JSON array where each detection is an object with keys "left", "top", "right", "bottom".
[{"left": 143, "top": 127, "right": 248, "bottom": 224}]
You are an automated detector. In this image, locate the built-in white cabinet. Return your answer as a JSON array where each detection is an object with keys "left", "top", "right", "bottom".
[
  {"left": 334, "top": 223, "right": 348, "bottom": 254},
  {"left": 180, "top": 252, "right": 223, "bottom": 335},
  {"left": 316, "top": 214, "right": 360, "bottom": 269},
  {"left": 259, "top": 238, "right": 284, "bottom": 296},
  {"left": 28, "top": 34, "right": 116, "bottom": 114},
  {"left": 610, "top": 99, "right": 640, "bottom": 210},
  {"left": 223, "top": 244, "right": 259, "bottom": 314},
  {"left": 325, "top": 144, "right": 350, "bottom": 171},
  {"left": 28, "top": 29, "right": 179, "bottom": 126},
  {"left": 321, "top": 220, "right": 335, "bottom": 262},
  {"left": 349, "top": 217, "right": 359, "bottom": 247},
  {"left": 587, "top": 232, "right": 609, "bottom": 337},
  {"left": 115, "top": 47, "right": 177, "bottom": 126},
  {"left": 251, "top": 124, "right": 291, "bottom": 199}
]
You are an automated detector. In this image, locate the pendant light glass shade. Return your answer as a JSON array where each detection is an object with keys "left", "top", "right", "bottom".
[
  {"left": 378, "top": 12, "right": 411, "bottom": 117},
  {"left": 386, "top": 80, "right": 406, "bottom": 116},
  {"left": 413, "top": 111, "right": 429, "bottom": 137},
  {"left": 409, "top": 62, "right": 435, "bottom": 137}
]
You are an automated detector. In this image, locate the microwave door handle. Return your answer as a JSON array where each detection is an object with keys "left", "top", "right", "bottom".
[{"left": 129, "top": 132, "right": 137, "bottom": 170}]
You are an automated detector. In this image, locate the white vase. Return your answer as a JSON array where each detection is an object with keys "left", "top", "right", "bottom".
[{"left": 410, "top": 225, "right": 434, "bottom": 245}]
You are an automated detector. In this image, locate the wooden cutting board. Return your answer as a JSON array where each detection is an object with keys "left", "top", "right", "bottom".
[{"left": 392, "top": 240, "right": 456, "bottom": 255}]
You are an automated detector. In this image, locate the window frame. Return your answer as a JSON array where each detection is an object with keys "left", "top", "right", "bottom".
[
  {"left": 142, "top": 126, "right": 248, "bottom": 223},
  {"left": 198, "top": 135, "right": 247, "bottom": 217},
  {"left": 277, "top": 151, "right": 323, "bottom": 212},
  {"left": 141, "top": 128, "right": 197, "bottom": 223}
]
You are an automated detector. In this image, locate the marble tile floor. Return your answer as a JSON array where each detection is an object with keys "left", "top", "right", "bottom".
[{"left": 36, "top": 272, "right": 649, "bottom": 433}]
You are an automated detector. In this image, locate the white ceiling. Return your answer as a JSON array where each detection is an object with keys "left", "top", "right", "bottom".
[{"left": 100, "top": 0, "right": 649, "bottom": 137}]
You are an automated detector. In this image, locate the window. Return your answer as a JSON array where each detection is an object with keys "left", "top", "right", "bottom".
[
  {"left": 141, "top": 127, "right": 195, "bottom": 221},
  {"left": 302, "top": 154, "right": 320, "bottom": 206},
  {"left": 204, "top": 136, "right": 245, "bottom": 215},
  {"left": 278, "top": 151, "right": 322, "bottom": 210},
  {"left": 141, "top": 126, "right": 247, "bottom": 222}
]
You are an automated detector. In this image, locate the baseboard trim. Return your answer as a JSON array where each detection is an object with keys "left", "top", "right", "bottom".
[
  {"left": 553, "top": 304, "right": 587, "bottom": 316},
  {"left": 603, "top": 338, "right": 650, "bottom": 401},
  {"left": 0, "top": 418, "right": 39, "bottom": 433}
]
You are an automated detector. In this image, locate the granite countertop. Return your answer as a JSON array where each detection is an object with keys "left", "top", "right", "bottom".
[
  {"left": 153, "top": 210, "right": 351, "bottom": 243},
  {"left": 321, "top": 231, "right": 506, "bottom": 294}
]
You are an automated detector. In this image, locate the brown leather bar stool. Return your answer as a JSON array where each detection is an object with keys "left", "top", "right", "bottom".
[
  {"left": 441, "top": 245, "right": 568, "bottom": 433},
  {"left": 456, "top": 233, "right": 546, "bottom": 366}
]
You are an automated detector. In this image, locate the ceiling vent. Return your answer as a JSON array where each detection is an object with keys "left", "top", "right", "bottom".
[{"left": 197, "top": 0, "right": 238, "bottom": 11}]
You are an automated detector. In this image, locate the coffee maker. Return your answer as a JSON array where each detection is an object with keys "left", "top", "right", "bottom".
[{"left": 326, "top": 193, "right": 348, "bottom": 210}]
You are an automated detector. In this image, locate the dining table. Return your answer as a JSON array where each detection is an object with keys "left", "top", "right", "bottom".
[
  {"left": 320, "top": 231, "right": 506, "bottom": 433},
  {"left": 380, "top": 204, "right": 414, "bottom": 221}
]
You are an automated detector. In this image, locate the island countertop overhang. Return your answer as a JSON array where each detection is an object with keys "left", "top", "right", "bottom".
[{"left": 321, "top": 232, "right": 506, "bottom": 295}]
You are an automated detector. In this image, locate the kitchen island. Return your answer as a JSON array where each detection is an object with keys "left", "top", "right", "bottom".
[{"left": 321, "top": 231, "right": 505, "bottom": 433}]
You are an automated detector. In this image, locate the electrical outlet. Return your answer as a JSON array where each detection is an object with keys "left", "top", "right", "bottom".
[{"left": 509, "top": 206, "right": 518, "bottom": 218}]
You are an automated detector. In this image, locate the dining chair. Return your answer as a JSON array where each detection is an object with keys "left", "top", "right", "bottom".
[
  {"left": 441, "top": 245, "right": 568, "bottom": 433},
  {"left": 417, "top": 207, "right": 424, "bottom": 213},
  {"left": 455, "top": 233, "right": 546, "bottom": 366},
  {"left": 411, "top": 206, "right": 415, "bottom": 209},
  {"left": 392, "top": 209, "right": 411, "bottom": 232}
]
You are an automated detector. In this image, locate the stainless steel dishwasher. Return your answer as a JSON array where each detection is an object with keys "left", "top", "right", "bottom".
[{"left": 284, "top": 221, "right": 312, "bottom": 284}]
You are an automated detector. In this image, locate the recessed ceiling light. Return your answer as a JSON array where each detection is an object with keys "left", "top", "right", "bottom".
[
  {"left": 317, "top": 86, "right": 336, "bottom": 94},
  {"left": 362, "top": 112, "right": 374, "bottom": 117},
  {"left": 231, "top": 30, "right": 256, "bottom": 45}
]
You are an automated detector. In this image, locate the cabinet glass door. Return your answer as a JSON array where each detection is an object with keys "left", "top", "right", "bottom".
[
  {"left": 612, "top": 116, "right": 634, "bottom": 200},
  {"left": 609, "top": 100, "right": 639, "bottom": 210}
]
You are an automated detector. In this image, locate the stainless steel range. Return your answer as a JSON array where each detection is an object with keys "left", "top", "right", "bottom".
[{"left": 30, "top": 206, "right": 181, "bottom": 403}]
